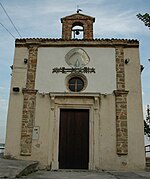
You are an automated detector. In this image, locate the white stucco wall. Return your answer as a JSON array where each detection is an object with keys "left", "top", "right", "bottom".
[
  {"left": 35, "top": 47, "right": 116, "bottom": 94},
  {"left": 5, "top": 47, "right": 28, "bottom": 157},
  {"left": 124, "top": 48, "right": 145, "bottom": 169}
]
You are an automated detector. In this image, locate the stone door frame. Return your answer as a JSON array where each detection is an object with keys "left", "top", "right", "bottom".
[{"left": 49, "top": 94, "right": 100, "bottom": 170}]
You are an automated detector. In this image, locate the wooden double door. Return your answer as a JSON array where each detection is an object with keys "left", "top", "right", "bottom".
[{"left": 59, "top": 109, "right": 89, "bottom": 169}]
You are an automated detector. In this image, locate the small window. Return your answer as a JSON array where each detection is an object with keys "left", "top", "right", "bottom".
[
  {"left": 66, "top": 74, "right": 87, "bottom": 92},
  {"left": 69, "top": 77, "right": 84, "bottom": 92}
]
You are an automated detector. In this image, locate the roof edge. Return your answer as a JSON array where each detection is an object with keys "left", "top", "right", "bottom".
[
  {"left": 61, "top": 13, "right": 95, "bottom": 22},
  {"left": 15, "top": 38, "right": 139, "bottom": 48}
]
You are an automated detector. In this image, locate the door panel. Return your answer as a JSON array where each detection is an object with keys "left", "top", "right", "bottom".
[{"left": 59, "top": 109, "right": 89, "bottom": 169}]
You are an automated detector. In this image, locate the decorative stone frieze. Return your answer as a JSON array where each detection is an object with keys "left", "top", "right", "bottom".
[
  {"left": 115, "top": 46, "right": 128, "bottom": 155},
  {"left": 20, "top": 46, "right": 38, "bottom": 156}
]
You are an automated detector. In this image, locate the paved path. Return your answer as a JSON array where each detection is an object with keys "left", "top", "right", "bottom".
[{"left": 21, "top": 170, "right": 150, "bottom": 179}]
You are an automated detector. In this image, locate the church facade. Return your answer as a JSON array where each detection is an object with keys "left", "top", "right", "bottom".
[{"left": 5, "top": 12, "right": 145, "bottom": 170}]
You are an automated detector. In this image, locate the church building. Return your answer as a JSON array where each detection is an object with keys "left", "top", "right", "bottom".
[{"left": 5, "top": 12, "right": 145, "bottom": 170}]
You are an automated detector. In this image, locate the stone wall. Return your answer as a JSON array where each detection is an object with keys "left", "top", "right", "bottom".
[
  {"left": 115, "top": 46, "right": 128, "bottom": 155},
  {"left": 20, "top": 46, "right": 38, "bottom": 155}
]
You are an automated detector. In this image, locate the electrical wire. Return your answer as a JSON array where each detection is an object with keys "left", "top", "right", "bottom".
[
  {"left": 0, "top": 2, "right": 22, "bottom": 38},
  {"left": 0, "top": 22, "right": 16, "bottom": 39}
]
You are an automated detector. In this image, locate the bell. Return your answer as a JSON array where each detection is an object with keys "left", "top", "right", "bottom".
[{"left": 75, "top": 30, "right": 80, "bottom": 35}]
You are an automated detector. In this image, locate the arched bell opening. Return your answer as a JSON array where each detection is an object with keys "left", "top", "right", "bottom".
[{"left": 72, "top": 22, "right": 84, "bottom": 39}]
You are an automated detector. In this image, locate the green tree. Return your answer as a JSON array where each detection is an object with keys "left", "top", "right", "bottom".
[
  {"left": 137, "top": 13, "right": 150, "bottom": 29},
  {"left": 144, "top": 105, "right": 150, "bottom": 137}
]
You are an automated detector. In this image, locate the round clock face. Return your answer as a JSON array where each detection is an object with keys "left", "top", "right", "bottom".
[{"left": 65, "top": 48, "right": 90, "bottom": 68}]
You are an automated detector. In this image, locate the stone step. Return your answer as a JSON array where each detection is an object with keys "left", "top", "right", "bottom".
[
  {"left": 16, "top": 160, "right": 39, "bottom": 177},
  {"left": 0, "top": 157, "right": 38, "bottom": 178}
]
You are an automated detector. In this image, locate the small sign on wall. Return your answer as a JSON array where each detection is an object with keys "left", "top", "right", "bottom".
[{"left": 32, "top": 126, "right": 40, "bottom": 140}]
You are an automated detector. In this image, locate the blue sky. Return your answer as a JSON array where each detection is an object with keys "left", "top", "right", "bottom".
[{"left": 0, "top": 0, "right": 150, "bottom": 143}]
